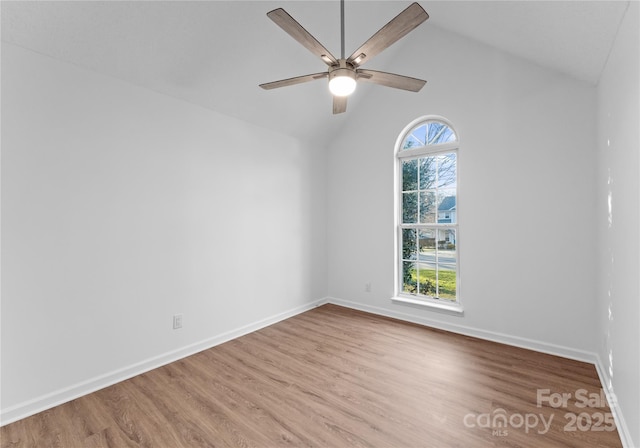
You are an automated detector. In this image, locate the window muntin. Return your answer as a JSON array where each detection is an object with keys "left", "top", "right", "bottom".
[
  {"left": 397, "top": 118, "right": 458, "bottom": 303},
  {"left": 401, "top": 154, "right": 457, "bottom": 225},
  {"left": 401, "top": 121, "right": 457, "bottom": 150}
]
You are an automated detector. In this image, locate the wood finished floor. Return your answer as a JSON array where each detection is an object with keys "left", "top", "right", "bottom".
[{"left": 1, "top": 304, "right": 622, "bottom": 448}]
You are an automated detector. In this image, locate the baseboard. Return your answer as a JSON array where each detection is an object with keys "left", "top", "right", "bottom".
[
  {"left": 326, "top": 296, "right": 596, "bottom": 363},
  {"left": 594, "top": 356, "right": 636, "bottom": 448},
  {"left": 327, "top": 296, "right": 637, "bottom": 447},
  {"left": 0, "top": 298, "right": 327, "bottom": 427}
]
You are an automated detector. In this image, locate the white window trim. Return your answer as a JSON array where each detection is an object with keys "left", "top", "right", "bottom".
[
  {"left": 392, "top": 116, "right": 464, "bottom": 315},
  {"left": 391, "top": 295, "right": 463, "bottom": 314}
]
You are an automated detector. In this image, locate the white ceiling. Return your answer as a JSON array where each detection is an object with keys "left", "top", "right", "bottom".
[{"left": 1, "top": 1, "right": 630, "bottom": 143}]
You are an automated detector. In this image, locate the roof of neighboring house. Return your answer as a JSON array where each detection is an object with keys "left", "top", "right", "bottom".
[{"left": 438, "top": 196, "right": 457, "bottom": 211}]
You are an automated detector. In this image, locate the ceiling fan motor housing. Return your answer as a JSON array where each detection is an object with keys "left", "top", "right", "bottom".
[
  {"left": 328, "top": 59, "right": 357, "bottom": 96},
  {"left": 329, "top": 59, "right": 357, "bottom": 80}
]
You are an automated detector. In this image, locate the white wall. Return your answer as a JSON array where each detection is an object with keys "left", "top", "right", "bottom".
[
  {"left": 596, "top": 3, "right": 640, "bottom": 446},
  {"left": 1, "top": 43, "right": 327, "bottom": 422},
  {"left": 327, "top": 25, "right": 598, "bottom": 356}
]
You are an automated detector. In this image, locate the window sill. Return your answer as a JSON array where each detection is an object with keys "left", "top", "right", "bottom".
[{"left": 391, "top": 295, "right": 464, "bottom": 315}]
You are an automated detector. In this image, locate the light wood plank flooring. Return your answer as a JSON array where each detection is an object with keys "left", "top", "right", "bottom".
[{"left": 1, "top": 304, "right": 622, "bottom": 447}]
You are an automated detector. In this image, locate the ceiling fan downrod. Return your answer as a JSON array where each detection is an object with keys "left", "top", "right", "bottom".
[{"left": 340, "top": 0, "right": 345, "bottom": 60}]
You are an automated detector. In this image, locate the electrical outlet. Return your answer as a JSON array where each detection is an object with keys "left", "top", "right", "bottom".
[
  {"left": 365, "top": 282, "right": 372, "bottom": 292},
  {"left": 173, "top": 314, "right": 183, "bottom": 329}
]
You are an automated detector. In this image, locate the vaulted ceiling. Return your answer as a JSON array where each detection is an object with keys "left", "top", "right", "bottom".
[{"left": 1, "top": 1, "right": 630, "bottom": 144}]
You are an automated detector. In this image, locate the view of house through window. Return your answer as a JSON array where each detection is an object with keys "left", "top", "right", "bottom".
[{"left": 397, "top": 118, "right": 458, "bottom": 302}]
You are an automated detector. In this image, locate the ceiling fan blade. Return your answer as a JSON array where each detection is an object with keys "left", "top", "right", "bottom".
[
  {"left": 333, "top": 95, "right": 347, "bottom": 114},
  {"left": 347, "top": 3, "right": 428, "bottom": 67},
  {"left": 357, "top": 69, "right": 426, "bottom": 92},
  {"left": 260, "top": 72, "right": 328, "bottom": 90},
  {"left": 267, "top": 8, "right": 338, "bottom": 66}
]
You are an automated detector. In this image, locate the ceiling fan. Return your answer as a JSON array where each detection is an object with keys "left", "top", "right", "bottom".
[{"left": 259, "top": 1, "right": 429, "bottom": 114}]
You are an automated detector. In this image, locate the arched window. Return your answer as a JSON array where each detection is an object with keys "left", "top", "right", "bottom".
[{"left": 394, "top": 116, "right": 461, "bottom": 311}]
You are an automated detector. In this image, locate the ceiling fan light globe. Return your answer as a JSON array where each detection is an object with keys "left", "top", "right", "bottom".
[
  {"left": 329, "top": 69, "right": 356, "bottom": 96},
  {"left": 329, "top": 76, "right": 356, "bottom": 96}
]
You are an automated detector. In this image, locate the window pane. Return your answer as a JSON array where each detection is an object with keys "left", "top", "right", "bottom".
[
  {"left": 418, "top": 265, "right": 437, "bottom": 296},
  {"left": 419, "top": 191, "right": 436, "bottom": 223},
  {"left": 418, "top": 229, "right": 436, "bottom": 251},
  {"left": 411, "top": 124, "right": 427, "bottom": 145},
  {"left": 437, "top": 190, "right": 456, "bottom": 224},
  {"left": 437, "top": 153, "right": 457, "bottom": 189},
  {"left": 402, "top": 261, "right": 417, "bottom": 294},
  {"left": 441, "top": 128, "right": 456, "bottom": 143},
  {"left": 427, "top": 122, "right": 456, "bottom": 145},
  {"left": 418, "top": 229, "right": 436, "bottom": 297},
  {"left": 402, "top": 229, "right": 417, "bottom": 260},
  {"left": 402, "top": 192, "right": 418, "bottom": 223},
  {"left": 402, "top": 159, "right": 418, "bottom": 191},
  {"left": 419, "top": 156, "right": 437, "bottom": 190},
  {"left": 402, "top": 135, "right": 422, "bottom": 150},
  {"left": 437, "top": 229, "right": 457, "bottom": 300}
]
